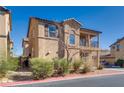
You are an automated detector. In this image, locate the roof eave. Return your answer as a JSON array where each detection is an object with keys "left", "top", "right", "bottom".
[{"left": 81, "top": 28, "right": 102, "bottom": 34}]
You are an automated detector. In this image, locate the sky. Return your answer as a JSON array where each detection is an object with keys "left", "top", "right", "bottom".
[{"left": 7, "top": 6, "right": 124, "bottom": 56}]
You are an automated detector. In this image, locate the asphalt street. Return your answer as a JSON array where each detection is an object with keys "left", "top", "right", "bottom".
[{"left": 14, "top": 74, "right": 124, "bottom": 87}]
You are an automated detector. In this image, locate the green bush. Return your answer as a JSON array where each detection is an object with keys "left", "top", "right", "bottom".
[
  {"left": 115, "top": 59, "right": 124, "bottom": 67},
  {"left": 53, "top": 58, "right": 70, "bottom": 76},
  {"left": 6, "top": 57, "right": 19, "bottom": 71},
  {"left": 0, "top": 59, "right": 8, "bottom": 78},
  {"left": 73, "top": 60, "right": 82, "bottom": 73},
  {"left": 80, "top": 63, "right": 91, "bottom": 73},
  {"left": 31, "top": 58, "right": 54, "bottom": 80},
  {"left": 0, "top": 57, "right": 19, "bottom": 78},
  {"left": 53, "top": 58, "right": 59, "bottom": 71},
  {"left": 59, "top": 59, "right": 70, "bottom": 75}
]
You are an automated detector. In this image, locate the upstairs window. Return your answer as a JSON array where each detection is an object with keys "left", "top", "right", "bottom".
[
  {"left": 116, "top": 44, "right": 120, "bottom": 51},
  {"left": 48, "top": 25, "right": 57, "bottom": 38},
  {"left": 69, "top": 30, "right": 75, "bottom": 45},
  {"left": 80, "top": 38, "right": 86, "bottom": 46},
  {"left": 112, "top": 46, "right": 115, "bottom": 49}
]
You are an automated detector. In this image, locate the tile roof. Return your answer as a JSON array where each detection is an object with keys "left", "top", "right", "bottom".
[
  {"left": 81, "top": 28, "right": 102, "bottom": 34},
  {"left": 0, "top": 6, "right": 10, "bottom": 13},
  {"left": 27, "top": 17, "right": 102, "bottom": 37}
]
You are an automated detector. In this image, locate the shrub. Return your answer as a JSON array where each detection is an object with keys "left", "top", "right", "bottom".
[
  {"left": 0, "top": 59, "right": 8, "bottom": 78},
  {"left": 53, "top": 58, "right": 59, "bottom": 71},
  {"left": 0, "top": 57, "right": 19, "bottom": 78},
  {"left": 80, "top": 63, "right": 91, "bottom": 73},
  {"left": 59, "top": 59, "right": 70, "bottom": 75},
  {"left": 6, "top": 57, "right": 19, "bottom": 71},
  {"left": 53, "top": 58, "right": 69, "bottom": 76},
  {"left": 115, "top": 59, "right": 124, "bottom": 67},
  {"left": 73, "top": 60, "right": 82, "bottom": 73},
  {"left": 30, "top": 58, "right": 54, "bottom": 80}
]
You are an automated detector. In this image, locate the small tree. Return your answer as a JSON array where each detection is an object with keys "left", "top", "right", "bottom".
[{"left": 59, "top": 36, "right": 79, "bottom": 62}]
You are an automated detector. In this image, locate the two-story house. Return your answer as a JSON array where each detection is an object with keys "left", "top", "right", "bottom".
[
  {"left": 110, "top": 37, "right": 124, "bottom": 61},
  {"left": 0, "top": 6, "right": 13, "bottom": 59},
  {"left": 22, "top": 17, "right": 101, "bottom": 67}
]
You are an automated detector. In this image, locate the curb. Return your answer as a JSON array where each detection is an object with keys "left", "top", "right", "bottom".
[{"left": 1, "top": 72, "right": 124, "bottom": 87}]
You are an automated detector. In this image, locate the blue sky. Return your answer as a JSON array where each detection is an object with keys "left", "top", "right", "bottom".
[{"left": 7, "top": 6, "right": 124, "bottom": 56}]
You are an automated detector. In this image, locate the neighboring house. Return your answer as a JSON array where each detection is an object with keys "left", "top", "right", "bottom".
[
  {"left": 100, "top": 49, "right": 115, "bottom": 64},
  {"left": 100, "top": 49, "right": 110, "bottom": 56},
  {"left": 0, "top": 7, "right": 13, "bottom": 59},
  {"left": 100, "top": 54, "right": 115, "bottom": 64},
  {"left": 110, "top": 37, "right": 124, "bottom": 61},
  {"left": 22, "top": 17, "right": 101, "bottom": 67}
]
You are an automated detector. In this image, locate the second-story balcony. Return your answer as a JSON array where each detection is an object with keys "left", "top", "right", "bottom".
[
  {"left": 80, "top": 40, "right": 100, "bottom": 51},
  {"left": 79, "top": 29, "right": 101, "bottom": 51},
  {"left": 80, "top": 40, "right": 98, "bottom": 47}
]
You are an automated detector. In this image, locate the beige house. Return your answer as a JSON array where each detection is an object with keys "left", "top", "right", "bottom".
[
  {"left": 110, "top": 37, "right": 124, "bottom": 61},
  {"left": 0, "top": 7, "right": 13, "bottom": 59},
  {"left": 22, "top": 17, "right": 101, "bottom": 67},
  {"left": 100, "top": 49, "right": 115, "bottom": 64},
  {"left": 100, "top": 49, "right": 110, "bottom": 56}
]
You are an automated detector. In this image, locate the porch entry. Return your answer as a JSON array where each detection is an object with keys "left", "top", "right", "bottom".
[{"left": 80, "top": 50, "right": 96, "bottom": 64}]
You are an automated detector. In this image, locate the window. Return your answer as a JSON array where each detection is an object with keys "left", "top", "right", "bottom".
[
  {"left": 91, "top": 41, "right": 98, "bottom": 47},
  {"left": 116, "top": 44, "right": 120, "bottom": 51},
  {"left": 112, "top": 46, "right": 115, "bottom": 49},
  {"left": 80, "top": 38, "right": 86, "bottom": 46},
  {"left": 69, "top": 30, "right": 75, "bottom": 45},
  {"left": 48, "top": 25, "right": 57, "bottom": 37}
]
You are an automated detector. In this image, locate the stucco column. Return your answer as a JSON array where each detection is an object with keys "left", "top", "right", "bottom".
[
  {"left": 97, "top": 34, "right": 100, "bottom": 48},
  {"left": 86, "top": 35, "right": 88, "bottom": 47},
  {"left": 88, "top": 34, "right": 91, "bottom": 47},
  {"left": 97, "top": 34, "right": 100, "bottom": 67}
]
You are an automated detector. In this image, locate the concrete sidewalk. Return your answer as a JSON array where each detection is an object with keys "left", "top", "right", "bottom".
[{"left": 104, "top": 68, "right": 124, "bottom": 71}]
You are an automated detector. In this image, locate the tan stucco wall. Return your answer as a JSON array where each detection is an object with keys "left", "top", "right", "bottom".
[
  {"left": 64, "top": 24, "right": 80, "bottom": 61},
  {"left": 115, "top": 40, "right": 124, "bottom": 60},
  {"left": 111, "top": 40, "right": 124, "bottom": 61},
  {"left": 23, "top": 42, "right": 29, "bottom": 57},
  {"left": 0, "top": 13, "right": 11, "bottom": 58},
  {"left": 88, "top": 51, "right": 97, "bottom": 66},
  {"left": 0, "top": 38, "right": 7, "bottom": 58},
  {"left": 64, "top": 48, "right": 80, "bottom": 61},
  {"left": 81, "top": 51, "right": 98, "bottom": 66},
  {"left": 26, "top": 21, "right": 59, "bottom": 59},
  {"left": 0, "top": 14, "right": 6, "bottom": 35},
  {"left": 38, "top": 37, "right": 58, "bottom": 59},
  {"left": 27, "top": 18, "right": 39, "bottom": 57}
]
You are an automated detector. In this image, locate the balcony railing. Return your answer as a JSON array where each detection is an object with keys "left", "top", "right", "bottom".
[
  {"left": 91, "top": 41, "right": 98, "bottom": 48},
  {"left": 80, "top": 40, "right": 98, "bottom": 48}
]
